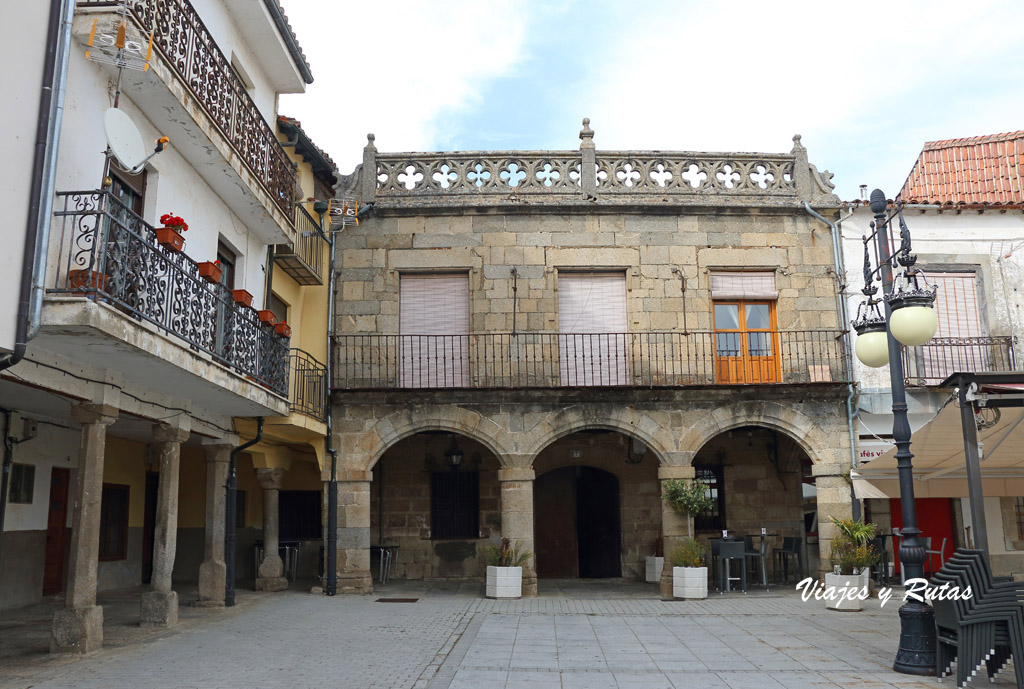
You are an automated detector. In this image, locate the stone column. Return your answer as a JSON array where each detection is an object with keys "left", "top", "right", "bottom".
[
  {"left": 813, "top": 462, "right": 853, "bottom": 577},
  {"left": 498, "top": 467, "right": 537, "bottom": 597},
  {"left": 51, "top": 403, "right": 117, "bottom": 654},
  {"left": 255, "top": 468, "right": 289, "bottom": 591},
  {"left": 197, "top": 441, "right": 232, "bottom": 605},
  {"left": 334, "top": 470, "right": 372, "bottom": 593},
  {"left": 140, "top": 423, "right": 189, "bottom": 625},
  {"left": 658, "top": 465, "right": 695, "bottom": 600}
]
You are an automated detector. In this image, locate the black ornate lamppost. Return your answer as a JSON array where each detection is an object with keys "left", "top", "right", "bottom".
[{"left": 852, "top": 189, "right": 939, "bottom": 674}]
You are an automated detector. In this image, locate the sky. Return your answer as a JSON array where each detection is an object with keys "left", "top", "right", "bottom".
[{"left": 279, "top": 0, "right": 1024, "bottom": 201}]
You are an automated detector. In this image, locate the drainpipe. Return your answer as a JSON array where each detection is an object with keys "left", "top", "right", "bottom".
[
  {"left": 225, "top": 417, "right": 263, "bottom": 607},
  {"left": 0, "top": 410, "right": 13, "bottom": 567},
  {"left": 804, "top": 202, "right": 861, "bottom": 518},
  {"left": 0, "top": 0, "right": 73, "bottom": 372}
]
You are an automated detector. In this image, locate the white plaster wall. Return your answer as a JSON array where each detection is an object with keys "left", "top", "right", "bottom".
[
  {"left": 3, "top": 423, "right": 80, "bottom": 532},
  {"left": 0, "top": 4, "right": 50, "bottom": 353},
  {"left": 49, "top": 48, "right": 270, "bottom": 305},
  {"left": 841, "top": 205, "right": 1024, "bottom": 392}
]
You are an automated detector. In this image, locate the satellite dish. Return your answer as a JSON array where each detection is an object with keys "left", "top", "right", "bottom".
[{"left": 104, "top": 107, "right": 146, "bottom": 171}]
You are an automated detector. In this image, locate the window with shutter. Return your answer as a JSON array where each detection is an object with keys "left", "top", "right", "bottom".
[
  {"left": 430, "top": 471, "right": 479, "bottom": 539},
  {"left": 914, "top": 272, "right": 986, "bottom": 381},
  {"left": 557, "top": 272, "right": 628, "bottom": 386},
  {"left": 400, "top": 274, "right": 470, "bottom": 387}
]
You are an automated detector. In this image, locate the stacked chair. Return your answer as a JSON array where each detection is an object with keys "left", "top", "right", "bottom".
[{"left": 932, "top": 549, "right": 1023, "bottom": 687}]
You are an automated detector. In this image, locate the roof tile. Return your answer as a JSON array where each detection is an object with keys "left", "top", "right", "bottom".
[{"left": 899, "top": 130, "right": 1024, "bottom": 204}]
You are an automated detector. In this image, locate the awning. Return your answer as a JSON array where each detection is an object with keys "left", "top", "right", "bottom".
[{"left": 857, "top": 377, "right": 1024, "bottom": 498}]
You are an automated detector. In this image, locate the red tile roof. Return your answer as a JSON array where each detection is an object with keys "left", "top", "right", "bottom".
[{"left": 898, "top": 130, "right": 1024, "bottom": 205}]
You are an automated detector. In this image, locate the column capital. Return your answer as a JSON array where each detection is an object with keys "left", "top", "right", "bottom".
[
  {"left": 498, "top": 467, "right": 535, "bottom": 482},
  {"left": 658, "top": 466, "right": 696, "bottom": 480},
  {"left": 202, "top": 443, "right": 233, "bottom": 463},
  {"left": 202, "top": 434, "right": 239, "bottom": 447},
  {"left": 256, "top": 467, "right": 285, "bottom": 490},
  {"left": 153, "top": 423, "right": 189, "bottom": 444},
  {"left": 324, "top": 469, "right": 372, "bottom": 482},
  {"left": 71, "top": 403, "right": 118, "bottom": 426}
]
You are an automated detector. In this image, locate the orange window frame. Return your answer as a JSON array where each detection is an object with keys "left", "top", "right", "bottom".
[{"left": 712, "top": 300, "right": 780, "bottom": 384}]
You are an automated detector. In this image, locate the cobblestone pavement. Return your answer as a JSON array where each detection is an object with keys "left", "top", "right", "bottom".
[{"left": 0, "top": 580, "right": 1017, "bottom": 689}]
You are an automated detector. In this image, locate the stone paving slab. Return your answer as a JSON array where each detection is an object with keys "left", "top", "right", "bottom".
[{"left": 0, "top": 580, "right": 1017, "bottom": 689}]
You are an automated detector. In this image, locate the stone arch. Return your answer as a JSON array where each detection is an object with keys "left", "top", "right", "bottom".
[
  {"left": 678, "top": 400, "right": 838, "bottom": 466},
  {"left": 521, "top": 405, "right": 676, "bottom": 467},
  {"left": 361, "top": 405, "right": 516, "bottom": 471}
]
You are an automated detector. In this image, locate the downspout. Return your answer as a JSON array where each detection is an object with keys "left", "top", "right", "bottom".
[
  {"left": 0, "top": 0, "right": 73, "bottom": 371},
  {"left": 804, "top": 202, "right": 860, "bottom": 518},
  {"left": 0, "top": 410, "right": 13, "bottom": 567},
  {"left": 225, "top": 417, "right": 263, "bottom": 607}
]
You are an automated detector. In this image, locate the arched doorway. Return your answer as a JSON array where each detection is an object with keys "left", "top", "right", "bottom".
[{"left": 535, "top": 466, "right": 621, "bottom": 578}]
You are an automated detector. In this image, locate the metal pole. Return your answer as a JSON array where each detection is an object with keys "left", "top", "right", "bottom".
[
  {"left": 957, "top": 385, "right": 989, "bottom": 560},
  {"left": 871, "top": 189, "right": 935, "bottom": 675},
  {"left": 225, "top": 417, "right": 263, "bottom": 607}
]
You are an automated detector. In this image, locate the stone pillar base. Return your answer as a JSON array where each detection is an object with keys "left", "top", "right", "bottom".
[
  {"left": 255, "top": 577, "right": 289, "bottom": 592},
  {"left": 336, "top": 573, "right": 373, "bottom": 594},
  {"left": 197, "top": 559, "right": 226, "bottom": 605},
  {"left": 51, "top": 605, "right": 103, "bottom": 654},
  {"left": 140, "top": 590, "right": 178, "bottom": 627},
  {"left": 522, "top": 575, "right": 538, "bottom": 597}
]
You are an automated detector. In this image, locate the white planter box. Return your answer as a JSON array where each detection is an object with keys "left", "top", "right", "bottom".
[
  {"left": 645, "top": 556, "right": 664, "bottom": 583},
  {"left": 825, "top": 570, "right": 870, "bottom": 611},
  {"left": 486, "top": 565, "right": 523, "bottom": 599},
  {"left": 672, "top": 566, "right": 708, "bottom": 599}
]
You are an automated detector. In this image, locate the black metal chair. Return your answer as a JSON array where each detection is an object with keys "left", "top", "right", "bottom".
[
  {"left": 870, "top": 535, "right": 889, "bottom": 586},
  {"left": 743, "top": 535, "right": 769, "bottom": 590},
  {"left": 718, "top": 540, "right": 747, "bottom": 594},
  {"left": 773, "top": 536, "right": 803, "bottom": 583}
]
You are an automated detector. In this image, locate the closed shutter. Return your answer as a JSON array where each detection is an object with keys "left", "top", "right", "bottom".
[
  {"left": 557, "top": 273, "right": 628, "bottom": 385},
  {"left": 400, "top": 274, "right": 469, "bottom": 387},
  {"left": 930, "top": 273, "right": 982, "bottom": 338},
  {"left": 915, "top": 272, "right": 984, "bottom": 382},
  {"left": 709, "top": 271, "right": 778, "bottom": 300}
]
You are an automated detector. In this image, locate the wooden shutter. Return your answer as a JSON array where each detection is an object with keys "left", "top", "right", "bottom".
[
  {"left": 914, "top": 272, "right": 984, "bottom": 382},
  {"left": 557, "top": 273, "right": 628, "bottom": 385},
  {"left": 929, "top": 272, "right": 982, "bottom": 338},
  {"left": 400, "top": 274, "right": 470, "bottom": 387},
  {"left": 709, "top": 271, "right": 778, "bottom": 300}
]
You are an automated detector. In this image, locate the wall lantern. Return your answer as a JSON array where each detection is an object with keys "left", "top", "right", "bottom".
[{"left": 445, "top": 437, "right": 463, "bottom": 469}]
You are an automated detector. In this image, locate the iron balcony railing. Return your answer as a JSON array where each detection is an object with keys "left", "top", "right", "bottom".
[
  {"left": 274, "top": 205, "right": 325, "bottom": 285},
  {"left": 289, "top": 349, "right": 327, "bottom": 422},
  {"left": 78, "top": 0, "right": 297, "bottom": 221},
  {"left": 50, "top": 191, "right": 290, "bottom": 396},
  {"left": 332, "top": 330, "right": 848, "bottom": 390},
  {"left": 902, "top": 336, "right": 1018, "bottom": 386}
]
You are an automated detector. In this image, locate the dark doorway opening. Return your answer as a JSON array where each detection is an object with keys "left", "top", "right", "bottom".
[
  {"left": 42, "top": 468, "right": 70, "bottom": 596},
  {"left": 535, "top": 466, "right": 621, "bottom": 579},
  {"left": 142, "top": 472, "right": 159, "bottom": 584}
]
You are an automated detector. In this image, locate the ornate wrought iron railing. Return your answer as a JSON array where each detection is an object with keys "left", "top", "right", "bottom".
[
  {"left": 902, "top": 336, "right": 1018, "bottom": 386},
  {"left": 372, "top": 150, "right": 796, "bottom": 198},
  {"left": 332, "top": 330, "right": 848, "bottom": 390},
  {"left": 274, "top": 205, "right": 325, "bottom": 285},
  {"left": 50, "top": 191, "right": 290, "bottom": 396},
  {"left": 78, "top": 0, "right": 297, "bottom": 221},
  {"left": 289, "top": 349, "right": 327, "bottom": 421}
]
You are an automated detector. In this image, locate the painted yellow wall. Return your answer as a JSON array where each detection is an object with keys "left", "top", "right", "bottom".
[
  {"left": 237, "top": 453, "right": 263, "bottom": 528},
  {"left": 177, "top": 446, "right": 207, "bottom": 529},
  {"left": 103, "top": 436, "right": 147, "bottom": 528}
]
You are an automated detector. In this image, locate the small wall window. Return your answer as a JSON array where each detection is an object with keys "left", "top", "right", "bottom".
[
  {"left": 430, "top": 470, "right": 479, "bottom": 539},
  {"left": 99, "top": 483, "right": 130, "bottom": 561},
  {"left": 693, "top": 465, "right": 725, "bottom": 531},
  {"left": 8, "top": 463, "right": 35, "bottom": 504},
  {"left": 279, "top": 490, "right": 322, "bottom": 540},
  {"left": 268, "top": 292, "right": 289, "bottom": 325}
]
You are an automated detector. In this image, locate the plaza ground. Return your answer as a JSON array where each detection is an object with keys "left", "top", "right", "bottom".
[{"left": 0, "top": 580, "right": 1015, "bottom": 689}]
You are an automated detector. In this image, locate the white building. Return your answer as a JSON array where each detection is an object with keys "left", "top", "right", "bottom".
[
  {"left": 0, "top": 0, "right": 320, "bottom": 653},
  {"left": 842, "top": 131, "right": 1024, "bottom": 578}
]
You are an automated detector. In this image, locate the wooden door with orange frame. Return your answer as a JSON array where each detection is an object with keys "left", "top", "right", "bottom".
[{"left": 713, "top": 301, "right": 780, "bottom": 384}]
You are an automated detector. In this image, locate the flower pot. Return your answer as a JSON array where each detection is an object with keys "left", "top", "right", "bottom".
[
  {"left": 257, "top": 309, "right": 277, "bottom": 326},
  {"left": 485, "top": 565, "right": 522, "bottom": 599},
  {"left": 825, "top": 570, "right": 870, "bottom": 611},
  {"left": 155, "top": 227, "right": 185, "bottom": 253},
  {"left": 673, "top": 566, "right": 708, "bottom": 599},
  {"left": 197, "top": 261, "right": 223, "bottom": 284},
  {"left": 68, "top": 269, "right": 109, "bottom": 293},
  {"left": 645, "top": 556, "right": 664, "bottom": 583},
  {"left": 274, "top": 321, "right": 291, "bottom": 337},
  {"left": 232, "top": 289, "right": 253, "bottom": 307}
]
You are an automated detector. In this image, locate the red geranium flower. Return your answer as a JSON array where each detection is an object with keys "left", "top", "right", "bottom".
[{"left": 159, "top": 213, "right": 189, "bottom": 231}]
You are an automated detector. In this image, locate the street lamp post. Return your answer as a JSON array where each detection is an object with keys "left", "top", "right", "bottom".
[{"left": 852, "top": 189, "right": 938, "bottom": 675}]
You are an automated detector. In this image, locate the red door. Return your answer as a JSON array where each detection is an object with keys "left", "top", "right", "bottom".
[
  {"left": 43, "top": 468, "right": 70, "bottom": 595},
  {"left": 889, "top": 497, "right": 956, "bottom": 575}
]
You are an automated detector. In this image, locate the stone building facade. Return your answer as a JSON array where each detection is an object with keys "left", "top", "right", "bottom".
[{"left": 329, "top": 122, "right": 855, "bottom": 596}]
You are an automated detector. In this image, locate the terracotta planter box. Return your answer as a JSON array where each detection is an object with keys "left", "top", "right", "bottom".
[
  {"left": 155, "top": 227, "right": 185, "bottom": 253},
  {"left": 274, "top": 321, "right": 291, "bottom": 337},
  {"left": 257, "top": 309, "right": 277, "bottom": 326},
  {"left": 197, "top": 261, "right": 223, "bottom": 284},
  {"left": 232, "top": 289, "right": 253, "bottom": 307},
  {"left": 68, "top": 269, "right": 109, "bottom": 292}
]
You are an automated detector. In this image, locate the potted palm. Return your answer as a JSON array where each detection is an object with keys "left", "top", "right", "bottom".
[
  {"left": 484, "top": 537, "right": 531, "bottom": 599},
  {"left": 671, "top": 538, "right": 708, "bottom": 599},
  {"left": 826, "top": 517, "right": 879, "bottom": 611}
]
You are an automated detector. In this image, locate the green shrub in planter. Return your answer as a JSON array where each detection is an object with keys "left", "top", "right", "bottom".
[
  {"left": 669, "top": 538, "right": 707, "bottom": 568},
  {"left": 484, "top": 537, "right": 532, "bottom": 567},
  {"left": 661, "top": 479, "right": 714, "bottom": 516}
]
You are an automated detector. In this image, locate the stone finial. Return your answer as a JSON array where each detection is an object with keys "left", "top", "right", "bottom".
[
  {"left": 791, "top": 134, "right": 805, "bottom": 153},
  {"left": 365, "top": 133, "right": 376, "bottom": 151},
  {"left": 579, "top": 117, "right": 595, "bottom": 150},
  {"left": 360, "top": 134, "right": 378, "bottom": 203}
]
